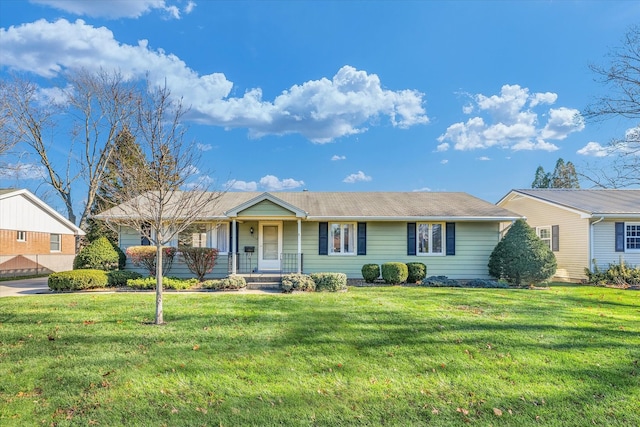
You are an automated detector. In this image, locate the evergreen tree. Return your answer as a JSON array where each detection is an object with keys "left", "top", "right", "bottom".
[
  {"left": 531, "top": 166, "right": 551, "bottom": 188},
  {"left": 488, "top": 219, "right": 557, "bottom": 285},
  {"left": 531, "top": 158, "right": 580, "bottom": 189}
]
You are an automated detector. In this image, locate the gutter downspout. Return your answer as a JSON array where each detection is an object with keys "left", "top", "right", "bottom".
[{"left": 590, "top": 217, "right": 605, "bottom": 272}]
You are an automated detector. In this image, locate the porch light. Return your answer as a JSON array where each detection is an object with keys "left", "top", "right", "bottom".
[{"left": 250, "top": 227, "right": 254, "bottom": 235}]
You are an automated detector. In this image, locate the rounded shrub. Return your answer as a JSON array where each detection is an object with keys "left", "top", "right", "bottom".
[
  {"left": 406, "top": 262, "right": 427, "bottom": 283},
  {"left": 106, "top": 270, "right": 143, "bottom": 287},
  {"left": 361, "top": 264, "right": 380, "bottom": 283},
  {"left": 381, "top": 262, "right": 408, "bottom": 284},
  {"left": 126, "top": 276, "right": 198, "bottom": 290},
  {"left": 282, "top": 273, "right": 316, "bottom": 292},
  {"left": 73, "top": 237, "right": 120, "bottom": 270},
  {"left": 202, "top": 275, "right": 247, "bottom": 290},
  {"left": 48, "top": 269, "right": 108, "bottom": 291},
  {"left": 310, "top": 272, "right": 347, "bottom": 292}
]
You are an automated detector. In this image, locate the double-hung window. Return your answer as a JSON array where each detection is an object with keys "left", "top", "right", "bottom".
[
  {"left": 536, "top": 226, "right": 552, "bottom": 250},
  {"left": 330, "top": 222, "right": 355, "bottom": 255},
  {"left": 626, "top": 223, "right": 640, "bottom": 250},
  {"left": 417, "top": 223, "right": 444, "bottom": 255},
  {"left": 215, "top": 223, "right": 229, "bottom": 254},
  {"left": 50, "top": 234, "right": 61, "bottom": 252},
  {"left": 16, "top": 231, "right": 26, "bottom": 242},
  {"left": 178, "top": 224, "right": 208, "bottom": 248}
]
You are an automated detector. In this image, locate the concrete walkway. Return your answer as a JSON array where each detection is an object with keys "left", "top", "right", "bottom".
[{"left": 0, "top": 277, "right": 51, "bottom": 297}]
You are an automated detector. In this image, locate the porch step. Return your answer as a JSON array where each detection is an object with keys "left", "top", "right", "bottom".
[
  {"left": 245, "top": 281, "right": 281, "bottom": 290},
  {"left": 240, "top": 273, "right": 282, "bottom": 290}
]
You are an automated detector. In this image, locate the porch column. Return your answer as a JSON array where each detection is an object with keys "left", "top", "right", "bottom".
[
  {"left": 297, "top": 219, "right": 302, "bottom": 274},
  {"left": 232, "top": 218, "right": 237, "bottom": 275}
]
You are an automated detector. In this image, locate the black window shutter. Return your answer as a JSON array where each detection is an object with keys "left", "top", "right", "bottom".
[
  {"left": 407, "top": 223, "right": 416, "bottom": 256},
  {"left": 615, "top": 222, "right": 625, "bottom": 252},
  {"left": 357, "top": 222, "right": 367, "bottom": 255},
  {"left": 446, "top": 222, "right": 455, "bottom": 256},
  {"left": 319, "top": 222, "right": 328, "bottom": 255},
  {"left": 551, "top": 225, "right": 559, "bottom": 252}
]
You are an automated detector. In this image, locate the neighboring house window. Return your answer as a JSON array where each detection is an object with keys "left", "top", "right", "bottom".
[
  {"left": 50, "top": 234, "right": 61, "bottom": 251},
  {"left": 178, "top": 223, "right": 208, "bottom": 248},
  {"left": 626, "top": 223, "right": 640, "bottom": 250},
  {"left": 330, "top": 222, "right": 355, "bottom": 255},
  {"left": 537, "top": 226, "right": 552, "bottom": 250},
  {"left": 417, "top": 223, "right": 444, "bottom": 255},
  {"left": 536, "top": 225, "right": 559, "bottom": 251},
  {"left": 16, "top": 231, "right": 26, "bottom": 242}
]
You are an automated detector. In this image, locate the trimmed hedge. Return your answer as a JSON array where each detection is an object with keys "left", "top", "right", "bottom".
[
  {"left": 73, "top": 237, "right": 120, "bottom": 271},
  {"left": 406, "top": 262, "right": 427, "bottom": 283},
  {"left": 126, "top": 276, "right": 198, "bottom": 290},
  {"left": 201, "top": 275, "right": 247, "bottom": 290},
  {"left": 282, "top": 274, "right": 316, "bottom": 292},
  {"left": 381, "top": 262, "right": 408, "bottom": 284},
  {"left": 310, "top": 272, "right": 347, "bottom": 292},
  {"left": 106, "top": 270, "right": 143, "bottom": 287},
  {"left": 48, "top": 269, "right": 108, "bottom": 291},
  {"left": 361, "top": 264, "right": 380, "bottom": 283},
  {"left": 421, "top": 276, "right": 461, "bottom": 287}
]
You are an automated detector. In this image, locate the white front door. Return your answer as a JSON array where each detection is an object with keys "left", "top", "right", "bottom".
[{"left": 259, "top": 221, "right": 282, "bottom": 271}]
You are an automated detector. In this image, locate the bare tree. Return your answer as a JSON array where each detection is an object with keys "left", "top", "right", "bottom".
[
  {"left": 582, "top": 25, "right": 640, "bottom": 187},
  {"left": 0, "top": 70, "right": 137, "bottom": 228},
  {"left": 95, "top": 82, "right": 222, "bottom": 325}
]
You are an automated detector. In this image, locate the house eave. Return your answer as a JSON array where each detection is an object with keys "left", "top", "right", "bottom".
[{"left": 306, "top": 216, "right": 522, "bottom": 222}]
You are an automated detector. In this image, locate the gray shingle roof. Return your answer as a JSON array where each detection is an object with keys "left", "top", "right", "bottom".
[
  {"left": 97, "top": 191, "right": 520, "bottom": 220},
  {"left": 511, "top": 189, "right": 640, "bottom": 215}
]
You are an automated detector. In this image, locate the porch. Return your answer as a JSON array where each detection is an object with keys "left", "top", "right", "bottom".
[{"left": 227, "top": 252, "right": 304, "bottom": 276}]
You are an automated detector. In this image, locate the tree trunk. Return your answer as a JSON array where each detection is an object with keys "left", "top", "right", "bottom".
[{"left": 155, "top": 244, "right": 164, "bottom": 324}]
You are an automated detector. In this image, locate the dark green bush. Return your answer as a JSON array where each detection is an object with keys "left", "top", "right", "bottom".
[
  {"left": 48, "top": 269, "right": 108, "bottom": 291},
  {"left": 73, "top": 237, "right": 120, "bottom": 270},
  {"left": 406, "top": 262, "right": 427, "bottom": 283},
  {"left": 310, "top": 273, "right": 347, "bottom": 292},
  {"left": 282, "top": 273, "right": 316, "bottom": 292},
  {"left": 465, "top": 279, "right": 509, "bottom": 288},
  {"left": 381, "top": 262, "right": 408, "bottom": 284},
  {"left": 361, "top": 264, "right": 380, "bottom": 283},
  {"left": 201, "top": 275, "right": 247, "bottom": 290},
  {"left": 421, "top": 276, "right": 461, "bottom": 287},
  {"left": 106, "top": 270, "right": 143, "bottom": 287},
  {"left": 126, "top": 276, "right": 198, "bottom": 290},
  {"left": 488, "top": 219, "right": 556, "bottom": 286}
]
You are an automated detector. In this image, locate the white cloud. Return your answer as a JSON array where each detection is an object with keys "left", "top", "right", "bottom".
[
  {"left": 477, "top": 156, "right": 491, "bottom": 161},
  {"left": 225, "top": 179, "right": 258, "bottom": 191},
  {"left": 259, "top": 175, "right": 304, "bottom": 191},
  {"left": 30, "top": 0, "right": 183, "bottom": 19},
  {"left": 197, "top": 143, "right": 213, "bottom": 151},
  {"left": 331, "top": 155, "right": 346, "bottom": 161},
  {"left": 343, "top": 171, "right": 372, "bottom": 183},
  {"left": 412, "top": 187, "right": 432, "bottom": 192},
  {"left": 0, "top": 162, "right": 46, "bottom": 179},
  {"left": 438, "top": 84, "right": 584, "bottom": 151},
  {"left": 577, "top": 141, "right": 610, "bottom": 157},
  {"left": 184, "top": 1, "right": 197, "bottom": 14},
  {"left": 435, "top": 142, "right": 449, "bottom": 152},
  {"left": 440, "top": 159, "right": 449, "bottom": 164},
  {"left": 0, "top": 19, "right": 429, "bottom": 143}
]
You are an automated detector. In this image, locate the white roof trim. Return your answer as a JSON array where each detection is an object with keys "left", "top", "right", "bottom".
[
  {"left": 308, "top": 216, "right": 521, "bottom": 222},
  {"left": 0, "top": 189, "right": 85, "bottom": 235},
  {"left": 224, "top": 192, "right": 307, "bottom": 218}
]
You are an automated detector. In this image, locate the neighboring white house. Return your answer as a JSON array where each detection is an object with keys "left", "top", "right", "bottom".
[
  {"left": 498, "top": 189, "right": 640, "bottom": 282},
  {"left": 0, "top": 189, "right": 85, "bottom": 277}
]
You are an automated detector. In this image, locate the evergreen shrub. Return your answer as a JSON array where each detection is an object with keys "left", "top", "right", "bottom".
[
  {"left": 48, "top": 270, "right": 108, "bottom": 291},
  {"left": 406, "top": 262, "right": 427, "bottom": 283},
  {"left": 361, "top": 264, "right": 380, "bottom": 283},
  {"left": 73, "top": 237, "right": 120, "bottom": 270},
  {"left": 310, "top": 273, "right": 347, "bottom": 292},
  {"left": 381, "top": 262, "right": 408, "bottom": 284},
  {"left": 282, "top": 273, "right": 316, "bottom": 292}
]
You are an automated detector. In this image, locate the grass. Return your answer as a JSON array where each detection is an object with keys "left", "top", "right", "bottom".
[{"left": 0, "top": 285, "right": 638, "bottom": 426}]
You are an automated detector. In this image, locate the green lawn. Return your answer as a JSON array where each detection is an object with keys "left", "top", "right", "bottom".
[{"left": 1, "top": 285, "right": 638, "bottom": 426}]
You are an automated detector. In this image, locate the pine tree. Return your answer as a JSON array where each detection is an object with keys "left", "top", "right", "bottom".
[
  {"left": 531, "top": 166, "right": 551, "bottom": 188},
  {"left": 531, "top": 158, "right": 580, "bottom": 189}
]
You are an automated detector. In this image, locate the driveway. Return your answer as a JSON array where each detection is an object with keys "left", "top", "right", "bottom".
[{"left": 0, "top": 277, "right": 50, "bottom": 297}]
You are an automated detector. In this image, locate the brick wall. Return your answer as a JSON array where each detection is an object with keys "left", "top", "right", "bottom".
[{"left": 0, "top": 229, "right": 76, "bottom": 255}]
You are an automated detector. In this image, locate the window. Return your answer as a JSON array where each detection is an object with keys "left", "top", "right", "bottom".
[
  {"left": 16, "top": 231, "right": 26, "bottom": 242},
  {"left": 537, "top": 226, "right": 552, "bottom": 250},
  {"left": 627, "top": 223, "right": 640, "bottom": 250},
  {"left": 178, "top": 224, "right": 208, "bottom": 248},
  {"left": 50, "top": 234, "right": 61, "bottom": 251},
  {"left": 417, "top": 223, "right": 444, "bottom": 255},
  {"left": 215, "top": 223, "right": 229, "bottom": 253},
  {"left": 141, "top": 223, "right": 151, "bottom": 246},
  {"left": 330, "top": 222, "right": 355, "bottom": 255}
]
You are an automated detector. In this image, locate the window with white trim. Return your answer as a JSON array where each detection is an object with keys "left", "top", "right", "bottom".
[
  {"left": 536, "top": 226, "right": 552, "bottom": 250},
  {"left": 178, "top": 223, "right": 208, "bottom": 248},
  {"left": 215, "top": 223, "right": 229, "bottom": 253},
  {"left": 626, "top": 223, "right": 640, "bottom": 250},
  {"left": 50, "top": 234, "right": 61, "bottom": 252},
  {"left": 330, "top": 222, "right": 355, "bottom": 255},
  {"left": 16, "top": 231, "right": 26, "bottom": 242},
  {"left": 418, "top": 223, "right": 444, "bottom": 255}
]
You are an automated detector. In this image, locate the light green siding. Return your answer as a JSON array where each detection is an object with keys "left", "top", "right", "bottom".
[
  {"left": 300, "top": 221, "right": 500, "bottom": 279},
  {"left": 593, "top": 220, "right": 640, "bottom": 269},
  {"left": 238, "top": 200, "right": 296, "bottom": 217}
]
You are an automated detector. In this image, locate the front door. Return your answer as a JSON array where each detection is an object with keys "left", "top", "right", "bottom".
[{"left": 258, "top": 221, "right": 282, "bottom": 271}]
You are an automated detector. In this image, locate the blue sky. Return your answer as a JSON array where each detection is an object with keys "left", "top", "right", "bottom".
[{"left": 1, "top": 0, "right": 639, "bottom": 217}]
